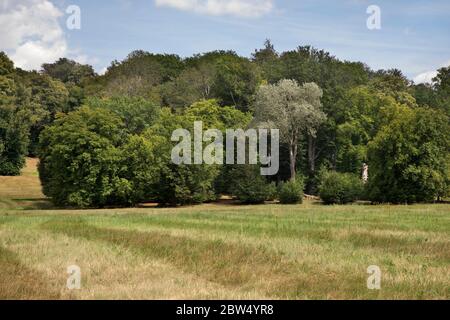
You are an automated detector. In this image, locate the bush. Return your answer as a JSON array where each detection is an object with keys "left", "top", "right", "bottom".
[
  {"left": 278, "top": 178, "right": 304, "bottom": 204},
  {"left": 230, "top": 165, "right": 277, "bottom": 204},
  {"left": 319, "top": 171, "right": 363, "bottom": 204}
]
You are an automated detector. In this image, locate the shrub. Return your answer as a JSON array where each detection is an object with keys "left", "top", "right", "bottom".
[
  {"left": 319, "top": 171, "right": 363, "bottom": 204},
  {"left": 278, "top": 178, "right": 304, "bottom": 204},
  {"left": 230, "top": 165, "right": 277, "bottom": 204}
]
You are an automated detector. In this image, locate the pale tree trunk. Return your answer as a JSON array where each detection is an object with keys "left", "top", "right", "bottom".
[
  {"left": 308, "top": 135, "right": 316, "bottom": 174},
  {"left": 289, "top": 138, "right": 298, "bottom": 181},
  {"left": 306, "top": 135, "right": 316, "bottom": 194}
]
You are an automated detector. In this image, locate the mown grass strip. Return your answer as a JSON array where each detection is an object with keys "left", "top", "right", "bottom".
[
  {"left": 98, "top": 214, "right": 450, "bottom": 262},
  {"left": 41, "top": 218, "right": 370, "bottom": 299}
]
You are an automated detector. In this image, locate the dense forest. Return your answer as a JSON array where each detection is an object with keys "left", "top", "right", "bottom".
[{"left": 1, "top": 41, "right": 449, "bottom": 207}]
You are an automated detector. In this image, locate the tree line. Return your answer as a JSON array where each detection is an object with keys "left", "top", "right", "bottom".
[{"left": 0, "top": 40, "right": 449, "bottom": 207}]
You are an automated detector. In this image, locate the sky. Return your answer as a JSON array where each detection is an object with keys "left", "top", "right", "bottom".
[{"left": 0, "top": 0, "right": 449, "bottom": 83}]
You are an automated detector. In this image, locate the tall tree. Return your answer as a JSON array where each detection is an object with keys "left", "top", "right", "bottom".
[
  {"left": 433, "top": 66, "right": 450, "bottom": 115},
  {"left": 0, "top": 52, "right": 30, "bottom": 175},
  {"left": 212, "top": 54, "right": 261, "bottom": 111},
  {"left": 254, "top": 79, "right": 326, "bottom": 181},
  {"left": 367, "top": 107, "right": 450, "bottom": 203}
]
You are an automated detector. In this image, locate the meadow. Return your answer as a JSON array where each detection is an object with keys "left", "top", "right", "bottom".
[{"left": 0, "top": 159, "right": 448, "bottom": 300}]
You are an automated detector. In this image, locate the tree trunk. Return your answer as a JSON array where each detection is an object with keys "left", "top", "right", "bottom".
[
  {"left": 306, "top": 135, "right": 316, "bottom": 194},
  {"left": 308, "top": 135, "right": 316, "bottom": 174},
  {"left": 289, "top": 142, "right": 297, "bottom": 181}
]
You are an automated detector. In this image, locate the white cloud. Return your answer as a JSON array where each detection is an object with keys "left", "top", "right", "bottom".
[
  {"left": 98, "top": 66, "right": 108, "bottom": 76},
  {"left": 413, "top": 70, "right": 438, "bottom": 84},
  {"left": 0, "top": 0, "right": 68, "bottom": 70},
  {"left": 154, "top": 0, "right": 274, "bottom": 18},
  {"left": 413, "top": 60, "right": 450, "bottom": 84}
]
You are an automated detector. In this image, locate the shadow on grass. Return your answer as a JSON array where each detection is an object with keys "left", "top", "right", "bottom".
[{"left": 11, "top": 198, "right": 55, "bottom": 210}]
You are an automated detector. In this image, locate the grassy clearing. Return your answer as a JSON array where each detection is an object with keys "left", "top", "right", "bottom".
[{"left": 0, "top": 159, "right": 448, "bottom": 299}]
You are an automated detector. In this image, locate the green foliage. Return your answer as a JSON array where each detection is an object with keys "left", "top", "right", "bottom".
[
  {"left": 1, "top": 46, "right": 447, "bottom": 206},
  {"left": 367, "top": 107, "right": 450, "bottom": 203},
  {"left": 230, "top": 165, "right": 277, "bottom": 204},
  {"left": 0, "top": 75, "right": 30, "bottom": 175},
  {"left": 185, "top": 99, "right": 252, "bottom": 196},
  {"left": 370, "top": 69, "right": 410, "bottom": 95},
  {"left": 319, "top": 170, "right": 363, "bottom": 204},
  {"left": 101, "top": 50, "right": 184, "bottom": 98},
  {"left": 252, "top": 40, "right": 282, "bottom": 82},
  {"left": 254, "top": 79, "right": 326, "bottom": 180},
  {"left": 86, "top": 96, "right": 160, "bottom": 134},
  {"left": 0, "top": 53, "right": 30, "bottom": 175},
  {"left": 19, "top": 72, "right": 70, "bottom": 155},
  {"left": 42, "top": 58, "right": 95, "bottom": 85},
  {"left": 38, "top": 107, "right": 158, "bottom": 207},
  {"left": 278, "top": 177, "right": 304, "bottom": 204},
  {"left": 433, "top": 66, "right": 450, "bottom": 115},
  {"left": 159, "top": 64, "right": 216, "bottom": 108},
  {"left": 118, "top": 135, "right": 161, "bottom": 205},
  {"left": 0, "top": 52, "right": 14, "bottom": 76},
  {"left": 145, "top": 108, "right": 220, "bottom": 205},
  {"left": 212, "top": 54, "right": 261, "bottom": 111},
  {"left": 185, "top": 99, "right": 252, "bottom": 130}
]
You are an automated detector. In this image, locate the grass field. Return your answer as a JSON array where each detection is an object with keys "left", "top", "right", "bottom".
[{"left": 0, "top": 159, "right": 449, "bottom": 300}]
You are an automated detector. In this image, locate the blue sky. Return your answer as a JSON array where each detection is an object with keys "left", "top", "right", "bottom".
[{"left": 1, "top": 0, "right": 449, "bottom": 83}]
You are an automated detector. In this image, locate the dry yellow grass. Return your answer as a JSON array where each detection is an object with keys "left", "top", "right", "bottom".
[{"left": 0, "top": 159, "right": 449, "bottom": 299}]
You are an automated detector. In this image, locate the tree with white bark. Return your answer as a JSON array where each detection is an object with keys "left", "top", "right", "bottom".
[{"left": 253, "top": 79, "right": 326, "bottom": 181}]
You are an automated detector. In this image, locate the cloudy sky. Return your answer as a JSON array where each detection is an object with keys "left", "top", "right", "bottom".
[{"left": 1, "top": 0, "right": 449, "bottom": 83}]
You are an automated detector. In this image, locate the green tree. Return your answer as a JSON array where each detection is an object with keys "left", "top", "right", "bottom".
[
  {"left": 367, "top": 107, "right": 450, "bottom": 203},
  {"left": 86, "top": 96, "right": 160, "bottom": 134},
  {"left": 102, "top": 51, "right": 184, "bottom": 98},
  {"left": 252, "top": 39, "right": 282, "bottom": 82},
  {"left": 16, "top": 71, "right": 70, "bottom": 155},
  {"left": 0, "top": 52, "right": 30, "bottom": 175},
  {"left": 212, "top": 54, "right": 261, "bottom": 111},
  {"left": 160, "top": 63, "right": 216, "bottom": 109},
  {"left": 433, "top": 66, "right": 450, "bottom": 115},
  {"left": 0, "top": 52, "right": 14, "bottom": 75},
  {"left": 0, "top": 76, "right": 30, "bottom": 175},
  {"left": 42, "top": 58, "right": 95, "bottom": 85},
  {"left": 185, "top": 99, "right": 252, "bottom": 195},
  {"left": 38, "top": 107, "right": 159, "bottom": 207},
  {"left": 144, "top": 107, "right": 220, "bottom": 205}
]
